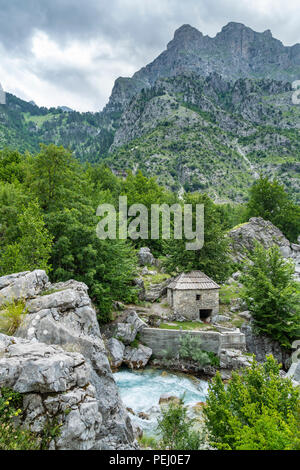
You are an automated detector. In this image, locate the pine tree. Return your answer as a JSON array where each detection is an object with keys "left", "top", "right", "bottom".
[{"left": 241, "top": 243, "right": 300, "bottom": 347}]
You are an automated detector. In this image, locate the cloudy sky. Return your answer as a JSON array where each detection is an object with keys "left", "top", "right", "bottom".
[{"left": 0, "top": 0, "right": 299, "bottom": 112}]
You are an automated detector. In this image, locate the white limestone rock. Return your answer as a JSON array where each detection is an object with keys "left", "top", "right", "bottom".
[
  {"left": 106, "top": 337, "right": 125, "bottom": 369},
  {"left": 123, "top": 344, "right": 152, "bottom": 369},
  {"left": 0, "top": 271, "right": 137, "bottom": 450}
]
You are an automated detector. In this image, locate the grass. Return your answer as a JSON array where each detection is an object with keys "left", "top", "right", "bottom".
[
  {"left": 144, "top": 273, "right": 170, "bottom": 288},
  {"left": 159, "top": 321, "right": 212, "bottom": 331},
  {"left": 40, "top": 288, "right": 65, "bottom": 296},
  {"left": 219, "top": 283, "right": 240, "bottom": 306},
  {"left": 0, "top": 300, "right": 27, "bottom": 336},
  {"left": 138, "top": 434, "right": 159, "bottom": 449}
]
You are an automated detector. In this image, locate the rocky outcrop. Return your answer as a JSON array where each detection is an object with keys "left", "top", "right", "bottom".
[
  {"left": 219, "top": 348, "right": 252, "bottom": 370},
  {"left": 228, "top": 217, "right": 292, "bottom": 262},
  {"left": 0, "top": 270, "right": 49, "bottom": 306},
  {"left": 103, "top": 310, "right": 152, "bottom": 370},
  {"left": 0, "top": 271, "right": 136, "bottom": 450},
  {"left": 144, "top": 279, "right": 172, "bottom": 303},
  {"left": 0, "top": 334, "right": 102, "bottom": 450},
  {"left": 228, "top": 217, "right": 300, "bottom": 281}
]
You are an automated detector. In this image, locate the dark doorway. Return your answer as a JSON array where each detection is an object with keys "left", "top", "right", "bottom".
[{"left": 199, "top": 309, "right": 212, "bottom": 320}]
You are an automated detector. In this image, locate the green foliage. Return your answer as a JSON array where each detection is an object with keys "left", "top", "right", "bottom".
[
  {"left": 219, "top": 283, "right": 240, "bottom": 306},
  {"left": 138, "top": 434, "right": 159, "bottom": 449},
  {"left": 0, "top": 388, "right": 41, "bottom": 450},
  {"left": 241, "top": 244, "right": 300, "bottom": 347},
  {"left": 204, "top": 356, "right": 300, "bottom": 450},
  {"left": 0, "top": 300, "right": 27, "bottom": 336},
  {"left": 246, "top": 176, "right": 300, "bottom": 242},
  {"left": 179, "top": 334, "right": 215, "bottom": 367},
  {"left": 0, "top": 200, "right": 53, "bottom": 275},
  {"left": 157, "top": 397, "right": 202, "bottom": 450}
]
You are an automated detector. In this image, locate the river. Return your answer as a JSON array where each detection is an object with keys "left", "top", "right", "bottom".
[{"left": 114, "top": 368, "right": 209, "bottom": 436}]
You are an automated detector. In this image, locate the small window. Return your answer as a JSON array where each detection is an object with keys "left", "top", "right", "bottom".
[{"left": 196, "top": 294, "right": 201, "bottom": 301}]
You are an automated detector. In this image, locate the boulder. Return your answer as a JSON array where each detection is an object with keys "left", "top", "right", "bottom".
[
  {"left": 104, "top": 310, "right": 147, "bottom": 345},
  {"left": 228, "top": 217, "right": 292, "bottom": 263},
  {"left": 239, "top": 311, "right": 251, "bottom": 320},
  {"left": 123, "top": 344, "right": 152, "bottom": 369},
  {"left": 213, "top": 314, "right": 230, "bottom": 323},
  {"left": 159, "top": 394, "right": 181, "bottom": 406},
  {"left": 106, "top": 338, "right": 125, "bottom": 369},
  {"left": 219, "top": 348, "right": 252, "bottom": 369},
  {"left": 138, "top": 247, "right": 155, "bottom": 266}
]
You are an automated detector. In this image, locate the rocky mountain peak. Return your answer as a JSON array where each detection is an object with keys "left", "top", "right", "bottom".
[{"left": 168, "top": 23, "right": 203, "bottom": 48}]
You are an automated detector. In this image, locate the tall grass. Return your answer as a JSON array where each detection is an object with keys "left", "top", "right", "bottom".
[{"left": 0, "top": 299, "right": 27, "bottom": 336}]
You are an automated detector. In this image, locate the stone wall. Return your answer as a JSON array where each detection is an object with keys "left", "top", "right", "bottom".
[
  {"left": 140, "top": 327, "right": 245, "bottom": 357},
  {"left": 168, "top": 288, "right": 219, "bottom": 321}
]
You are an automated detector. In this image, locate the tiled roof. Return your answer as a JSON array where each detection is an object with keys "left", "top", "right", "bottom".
[{"left": 168, "top": 271, "right": 220, "bottom": 290}]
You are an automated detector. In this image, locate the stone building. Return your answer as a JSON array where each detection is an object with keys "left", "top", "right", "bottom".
[{"left": 167, "top": 271, "right": 220, "bottom": 322}]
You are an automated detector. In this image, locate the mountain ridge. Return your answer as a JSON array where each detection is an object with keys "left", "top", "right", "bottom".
[{"left": 104, "top": 22, "right": 300, "bottom": 115}]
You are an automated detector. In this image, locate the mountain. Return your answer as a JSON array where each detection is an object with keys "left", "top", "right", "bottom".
[
  {"left": 106, "top": 73, "right": 299, "bottom": 202},
  {"left": 104, "top": 22, "right": 300, "bottom": 114},
  {"left": 0, "top": 93, "right": 117, "bottom": 160},
  {"left": 0, "top": 22, "right": 299, "bottom": 202}
]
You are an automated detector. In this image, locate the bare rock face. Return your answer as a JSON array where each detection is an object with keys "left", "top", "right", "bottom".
[
  {"left": 241, "top": 323, "right": 291, "bottom": 370},
  {"left": 0, "top": 271, "right": 136, "bottom": 450},
  {"left": 228, "top": 217, "right": 292, "bottom": 263}
]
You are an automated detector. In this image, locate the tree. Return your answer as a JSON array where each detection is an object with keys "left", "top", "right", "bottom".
[
  {"left": 0, "top": 201, "right": 53, "bottom": 275},
  {"left": 163, "top": 193, "right": 232, "bottom": 283},
  {"left": 46, "top": 197, "right": 138, "bottom": 323},
  {"left": 157, "top": 397, "right": 203, "bottom": 450},
  {"left": 240, "top": 243, "right": 300, "bottom": 347},
  {"left": 246, "top": 176, "right": 300, "bottom": 242},
  {"left": 27, "top": 144, "right": 82, "bottom": 211},
  {"left": 0, "top": 148, "right": 25, "bottom": 184},
  {"left": 204, "top": 356, "right": 300, "bottom": 450}
]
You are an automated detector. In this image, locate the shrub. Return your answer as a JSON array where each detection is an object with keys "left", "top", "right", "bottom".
[
  {"left": 157, "top": 397, "right": 202, "bottom": 450},
  {"left": 179, "top": 334, "right": 212, "bottom": 367},
  {"left": 0, "top": 387, "right": 61, "bottom": 450},
  {"left": 203, "top": 356, "right": 300, "bottom": 450},
  {"left": 0, "top": 388, "right": 41, "bottom": 450}
]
